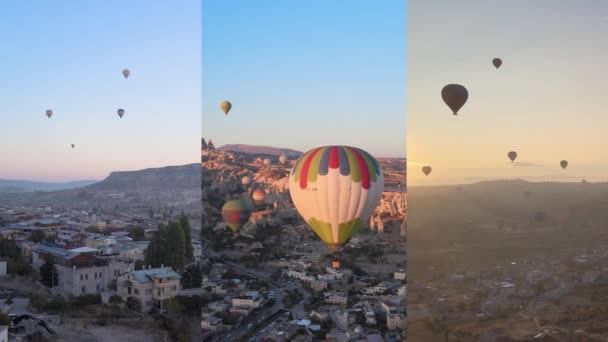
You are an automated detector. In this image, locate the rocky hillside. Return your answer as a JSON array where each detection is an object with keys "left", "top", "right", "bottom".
[
  {"left": 217, "top": 144, "right": 303, "bottom": 158},
  {"left": 87, "top": 164, "right": 199, "bottom": 191}
]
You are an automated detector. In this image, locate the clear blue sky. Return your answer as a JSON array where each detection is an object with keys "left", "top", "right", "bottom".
[
  {"left": 202, "top": 0, "right": 406, "bottom": 158},
  {"left": 0, "top": 1, "right": 201, "bottom": 182}
]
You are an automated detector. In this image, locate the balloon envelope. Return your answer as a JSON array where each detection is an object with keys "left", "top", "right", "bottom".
[
  {"left": 122, "top": 69, "right": 130, "bottom": 79},
  {"left": 560, "top": 160, "right": 568, "bottom": 169},
  {"left": 242, "top": 176, "right": 252, "bottom": 185},
  {"left": 422, "top": 166, "right": 432, "bottom": 176},
  {"left": 289, "top": 146, "right": 384, "bottom": 253},
  {"left": 441, "top": 84, "right": 468, "bottom": 115},
  {"left": 279, "top": 155, "right": 287, "bottom": 165},
  {"left": 492, "top": 58, "right": 502, "bottom": 69},
  {"left": 46, "top": 110, "right": 53, "bottom": 118},
  {"left": 252, "top": 189, "right": 266, "bottom": 206},
  {"left": 71, "top": 144, "right": 75, "bottom": 148},
  {"left": 220, "top": 101, "right": 232, "bottom": 115},
  {"left": 263, "top": 158, "right": 271, "bottom": 165},
  {"left": 117, "top": 109, "right": 125, "bottom": 118},
  {"left": 221, "top": 199, "right": 252, "bottom": 234},
  {"left": 508, "top": 151, "right": 518, "bottom": 162}
]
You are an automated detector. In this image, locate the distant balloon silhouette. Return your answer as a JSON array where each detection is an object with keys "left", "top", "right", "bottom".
[
  {"left": 46, "top": 110, "right": 53, "bottom": 118},
  {"left": 441, "top": 84, "right": 468, "bottom": 115},
  {"left": 117, "top": 109, "right": 125, "bottom": 118},
  {"left": 422, "top": 166, "right": 432, "bottom": 176},
  {"left": 560, "top": 160, "right": 568, "bottom": 169},
  {"left": 508, "top": 151, "right": 518, "bottom": 163},
  {"left": 241, "top": 176, "right": 252, "bottom": 185},
  {"left": 263, "top": 158, "right": 271, "bottom": 165},
  {"left": 492, "top": 58, "right": 502, "bottom": 69},
  {"left": 71, "top": 144, "right": 75, "bottom": 149},
  {"left": 279, "top": 155, "right": 287, "bottom": 165},
  {"left": 220, "top": 101, "right": 232, "bottom": 115},
  {"left": 122, "top": 69, "right": 130, "bottom": 79}
]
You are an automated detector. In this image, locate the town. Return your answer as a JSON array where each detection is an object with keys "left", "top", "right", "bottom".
[{"left": 199, "top": 141, "right": 407, "bottom": 342}]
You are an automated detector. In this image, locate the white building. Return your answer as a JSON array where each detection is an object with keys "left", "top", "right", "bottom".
[{"left": 116, "top": 267, "right": 181, "bottom": 313}]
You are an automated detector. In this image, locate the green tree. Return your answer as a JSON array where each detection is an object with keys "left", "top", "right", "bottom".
[
  {"left": 39, "top": 259, "right": 58, "bottom": 288},
  {"left": 134, "top": 260, "right": 145, "bottom": 270},
  {"left": 29, "top": 230, "right": 45, "bottom": 243},
  {"left": 179, "top": 213, "right": 194, "bottom": 261},
  {"left": 108, "top": 294, "right": 123, "bottom": 308},
  {"left": 129, "top": 226, "right": 146, "bottom": 241}
]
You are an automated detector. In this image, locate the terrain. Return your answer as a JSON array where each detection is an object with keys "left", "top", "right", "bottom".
[{"left": 408, "top": 179, "right": 608, "bottom": 341}]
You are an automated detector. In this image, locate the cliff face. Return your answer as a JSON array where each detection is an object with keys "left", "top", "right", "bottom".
[
  {"left": 216, "top": 144, "right": 303, "bottom": 158},
  {"left": 88, "top": 164, "right": 200, "bottom": 191}
]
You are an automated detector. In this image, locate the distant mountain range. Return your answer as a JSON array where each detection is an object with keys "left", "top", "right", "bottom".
[
  {"left": 217, "top": 144, "right": 303, "bottom": 158},
  {"left": 0, "top": 179, "right": 99, "bottom": 193}
]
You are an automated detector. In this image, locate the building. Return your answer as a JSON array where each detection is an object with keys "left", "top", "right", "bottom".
[
  {"left": 200, "top": 316, "right": 223, "bottom": 331},
  {"left": 324, "top": 291, "right": 348, "bottom": 305},
  {"left": 32, "top": 244, "right": 128, "bottom": 296},
  {"left": 116, "top": 266, "right": 181, "bottom": 313},
  {"left": 387, "top": 313, "right": 406, "bottom": 330},
  {"left": 232, "top": 291, "right": 263, "bottom": 309}
]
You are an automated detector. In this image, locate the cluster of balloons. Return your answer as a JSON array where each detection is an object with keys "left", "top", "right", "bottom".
[
  {"left": 425, "top": 58, "right": 570, "bottom": 176},
  {"left": 46, "top": 69, "right": 131, "bottom": 149},
  {"left": 508, "top": 151, "right": 568, "bottom": 169}
]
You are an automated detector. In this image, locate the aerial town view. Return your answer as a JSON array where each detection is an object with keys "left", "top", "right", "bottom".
[
  {"left": 200, "top": 141, "right": 406, "bottom": 342},
  {"left": 407, "top": 1, "right": 608, "bottom": 341},
  {"left": 0, "top": 1, "right": 201, "bottom": 341}
]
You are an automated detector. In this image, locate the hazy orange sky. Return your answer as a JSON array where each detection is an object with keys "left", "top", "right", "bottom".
[{"left": 408, "top": 0, "right": 608, "bottom": 186}]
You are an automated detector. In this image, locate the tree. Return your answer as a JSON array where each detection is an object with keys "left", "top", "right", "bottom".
[
  {"left": 29, "top": 230, "right": 45, "bottom": 243},
  {"left": 39, "top": 259, "right": 58, "bottom": 288},
  {"left": 129, "top": 226, "right": 146, "bottom": 241},
  {"left": 0, "top": 312, "right": 10, "bottom": 325},
  {"left": 134, "top": 260, "right": 145, "bottom": 271},
  {"left": 179, "top": 214, "right": 194, "bottom": 261},
  {"left": 109, "top": 295, "right": 123, "bottom": 308}
]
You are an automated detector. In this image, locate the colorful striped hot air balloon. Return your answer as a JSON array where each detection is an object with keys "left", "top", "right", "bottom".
[
  {"left": 221, "top": 199, "right": 252, "bottom": 235},
  {"left": 289, "top": 146, "right": 384, "bottom": 255},
  {"left": 252, "top": 189, "right": 266, "bottom": 206}
]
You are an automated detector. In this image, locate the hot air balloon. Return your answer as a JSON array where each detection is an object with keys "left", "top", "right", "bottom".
[
  {"left": 279, "top": 155, "right": 287, "bottom": 165},
  {"left": 508, "top": 151, "right": 518, "bottom": 163},
  {"left": 252, "top": 189, "right": 267, "bottom": 206},
  {"left": 220, "top": 101, "right": 232, "bottom": 115},
  {"left": 492, "top": 58, "right": 502, "bottom": 69},
  {"left": 441, "top": 84, "right": 468, "bottom": 115},
  {"left": 221, "top": 199, "right": 252, "bottom": 236},
  {"left": 263, "top": 158, "right": 271, "bottom": 165},
  {"left": 289, "top": 146, "right": 384, "bottom": 264},
  {"left": 422, "top": 166, "right": 432, "bottom": 176},
  {"left": 117, "top": 109, "right": 125, "bottom": 118},
  {"left": 242, "top": 176, "right": 252, "bottom": 185},
  {"left": 122, "top": 69, "right": 130, "bottom": 79},
  {"left": 71, "top": 144, "right": 75, "bottom": 149},
  {"left": 46, "top": 110, "right": 53, "bottom": 118},
  {"left": 560, "top": 160, "right": 568, "bottom": 169}
]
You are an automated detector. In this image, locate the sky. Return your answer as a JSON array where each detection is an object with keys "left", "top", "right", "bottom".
[
  {"left": 408, "top": 0, "right": 608, "bottom": 186},
  {"left": 0, "top": 1, "right": 201, "bottom": 182},
  {"left": 202, "top": 0, "right": 406, "bottom": 159}
]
